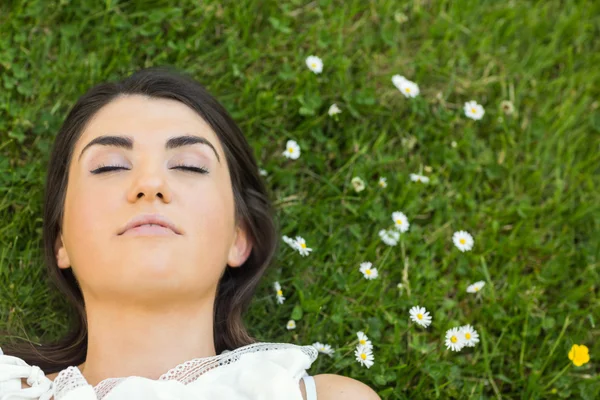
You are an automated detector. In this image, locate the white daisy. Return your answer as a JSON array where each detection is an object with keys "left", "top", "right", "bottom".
[
  {"left": 453, "top": 230, "right": 474, "bottom": 252},
  {"left": 466, "top": 281, "right": 485, "bottom": 293},
  {"left": 378, "top": 229, "right": 400, "bottom": 246},
  {"left": 392, "top": 75, "right": 420, "bottom": 98},
  {"left": 378, "top": 177, "right": 387, "bottom": 188},
  {"left": 356, "top": 331, "right": 373, "bottom": 349},
  {"left": 409, "top": 305, "right": 432, "bottom": 328},
  {"left": 410, "top": 173, "right": 430, "bottom": 183},
  {"left": 392, "top": 211, "right": 410, "bottom": 233},
  {"left": 282, "top": 140, "right": 300, "bottom": 160},
  {"left": 464, "top": 100, "right": 485, "bottom": 120},
  {"left": 459, "top": 324, "right": 480, "bottom": 347},
  {"left": 354, "top": 344, "right": 375, "bottom": 368},
  {"left": 351, "top": 177, "right": 365, "bottom": 192},
  {"left": 305, "top": 55, "right": 323, "bottom": 74},
  {"left": 294, "top": 236, "right": 312, "bottom": 257},
  {"left": 282, "top": 235, "right": 299, "bottom": 250},
  {"left": 328, "top": 103, "right": 341, "bottom": 116},
  {"left": 274, "top": 281, "right": 285, "bottom": 304},
  {"left": 359, "top": 262, "right": 379, "bottom": 280},
  {"left": 451, "top": 141, "right": 457, "bottom": 148},
  {"left": 445, "top": 327, "right": 466, "bottom": 352},
  {"left": 391, "top": 74, "right": 407, "bottom": 87},
  {"left": 312, "top": 342, "right": 335, "bottom": 357},
  {"left": 259, "top": 168, "right": 268, "bottom": 176},
  {"left": 286, "top": 320, "right": 296, "bottom": 330}
]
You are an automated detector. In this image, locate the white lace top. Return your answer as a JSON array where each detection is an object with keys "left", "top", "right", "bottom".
[{"left": 0, "top": 342, "right": 319, "bottom": 400}]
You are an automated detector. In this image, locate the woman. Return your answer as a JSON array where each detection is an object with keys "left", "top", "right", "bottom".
[{"left": 0, "top": 66, "right": 380, "bottom": 399}]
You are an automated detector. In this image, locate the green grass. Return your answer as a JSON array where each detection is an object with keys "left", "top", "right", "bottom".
[{"left": 1, "top": 0, "right": 599, "bottom": 398}]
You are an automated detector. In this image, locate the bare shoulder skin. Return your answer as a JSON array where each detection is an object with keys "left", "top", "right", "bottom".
[{"left": 299, "top": 373, "right": 381, "bottom": 400}]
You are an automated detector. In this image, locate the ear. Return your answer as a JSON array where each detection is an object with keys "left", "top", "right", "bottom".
[
  {"left": 55, "top": 232, "right": 71, "bottom": 270},
  {"left": 227, "top": 221, "right": 253, "bottom": 268}
]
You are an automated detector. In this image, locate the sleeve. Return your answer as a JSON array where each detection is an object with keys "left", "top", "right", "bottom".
[{"left": 0, "top": 346, "right": 54, "bottom": 400}]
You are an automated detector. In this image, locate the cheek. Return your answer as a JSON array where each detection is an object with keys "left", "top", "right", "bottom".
[
  {"left": 186, "top": 183, "right": 235, "bottom": 251},
  {"left": 67, "top": 183, "right": 121, "bottom": 236},
  {"left": 62, "top": 184, "right": 122, "bottom": 282}
]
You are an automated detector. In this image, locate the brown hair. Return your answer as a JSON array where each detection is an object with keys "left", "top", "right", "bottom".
[{"left": 1, "top": 66, "right": 280, "bottom": 374}]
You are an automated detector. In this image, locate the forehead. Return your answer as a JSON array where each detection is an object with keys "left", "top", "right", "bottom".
[{"left": 76, "top": 94, "right": 221, "bottom": 152}]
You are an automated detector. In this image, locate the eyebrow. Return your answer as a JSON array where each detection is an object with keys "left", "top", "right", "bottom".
[{"left": 77, "top": 134, "right": 221, "bottom": 164}]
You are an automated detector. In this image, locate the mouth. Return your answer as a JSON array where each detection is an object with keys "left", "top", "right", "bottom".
[
  {"left": 119, "top": 213, "right": 182, "bottom": 236},
  {"left": 120, "top": 224, "right": 177, "bottom": 236}
]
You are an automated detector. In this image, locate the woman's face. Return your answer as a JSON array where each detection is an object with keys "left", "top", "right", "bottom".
[{"left": 55, "top": 94, "right": 252, "bottom": 305}]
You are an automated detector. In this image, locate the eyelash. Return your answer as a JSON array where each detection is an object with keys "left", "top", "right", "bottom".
[{"left": 91, "top": 164, "right": 209, "bottom": 175}]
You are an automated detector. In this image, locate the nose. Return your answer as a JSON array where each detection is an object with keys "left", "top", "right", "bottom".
[{"left": 126, "top": 163, "right": 173, "bottom": 203}]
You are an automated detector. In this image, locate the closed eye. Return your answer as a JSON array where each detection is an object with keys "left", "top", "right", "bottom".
[{"left": 90, "top": 164, "right": 209, "bottom": 175}]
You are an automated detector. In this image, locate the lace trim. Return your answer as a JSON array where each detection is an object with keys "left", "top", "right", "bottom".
[
  {"left": 56, "top": 342, "right": 318, "bottom": 400},
  {"left": 95, "top": 378, "right": 122, "bottom": 399},
  {"left": 157, "top": 342, "right": 318, "bottom": 384},
  {"left": 53, "top": 365, "right": 89, "bottom": 399}
]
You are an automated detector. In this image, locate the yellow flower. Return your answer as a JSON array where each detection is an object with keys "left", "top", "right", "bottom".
[{"left": 568, "top": 344, "right": 590, "bottom": 367}]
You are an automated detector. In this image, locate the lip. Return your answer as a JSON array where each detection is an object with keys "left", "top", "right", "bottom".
[
  {"left": 119, "top": 213, "right": 182, "bottom": 236},
  {"left": 121, "top": 224, "right": 177, "bottom": 237}
]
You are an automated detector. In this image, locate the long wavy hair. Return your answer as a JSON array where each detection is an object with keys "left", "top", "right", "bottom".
[{"left": 1, "top": 66, "right": 279, "bottom": 374}]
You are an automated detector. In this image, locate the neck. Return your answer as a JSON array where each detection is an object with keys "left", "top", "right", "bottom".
[{"left": 80, "top": 295, "right": 216, "bottom": 387}]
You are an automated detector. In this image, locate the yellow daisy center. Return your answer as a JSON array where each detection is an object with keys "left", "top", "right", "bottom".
[
  {"left": 405, "top": 88, "right": 410, "bottom": 93},
  {"left": 471, "top": 108, "right": 476, "bottom": 113},
  {"left": 396, "top": 219, "right": 402, "bottom": 224},
  {"left": 311, "top": 63, "right": 316, "bottom": 67},
  {"left": 417, "top": 313, "right": 423, "bottom": 320},
  {"left": 277, "top": 290, "right": 283, "bottom": 296},
  {"left": 475, "top": 287, "right": 479, "bottom": 291},
  {"left": 360, "top": 339, "right": 366, "bottom": 345},
  {"left": 360, "top": 353, "right": 367, "bottom": 360},
  {"left": 451, "top": 336, "right": 458, "bottom": 343},
  {"left": 300, "top": 243, "right": 306, "bottom": 249},
  {"left": 366, "top": 269, "right": 371, "bottom": 275},
  {"left": 288, "top": 148, "right": 293, "bottom": 153},
  {"left": 465, "top": 333, "right": 471, "bottom": 339},
  {"left": 460, "top": 238, "right": 466, "bottom": 244}
]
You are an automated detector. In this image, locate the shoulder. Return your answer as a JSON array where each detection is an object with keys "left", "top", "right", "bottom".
[{"left": 300, "top": 373, "right": 381, "bottom": 400}]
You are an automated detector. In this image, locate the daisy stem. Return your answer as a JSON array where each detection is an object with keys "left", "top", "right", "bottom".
[
  {"left": 380, "top": 244, "right": 393, "bottom": 269},
  {"left": 400, "top": 238, "right": 411, "bottom": 297},
  {"left": 542, "top": 363, "right": 571, "bottom": 391},
  {"left": 331, "top": 345, "right": 359, "bottom": 375},
  {"left": 356, "top": 275, "right": 375, "bottom": 304},
  {"left": 479, "top": 255, "right": 497, "bottom": 302}
]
